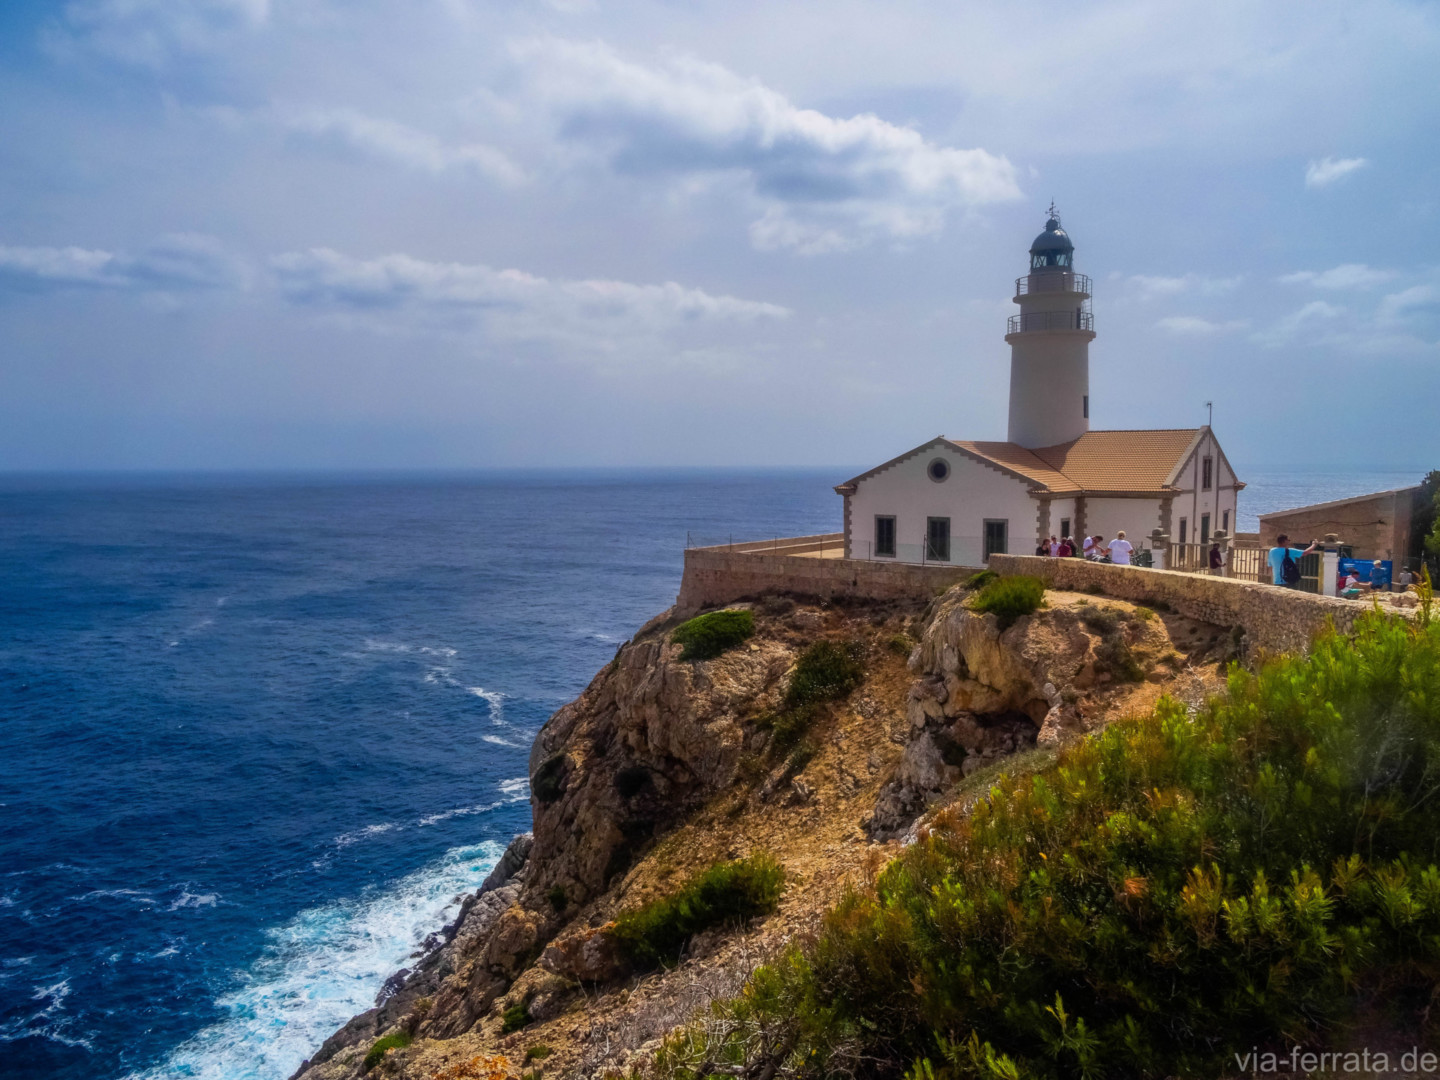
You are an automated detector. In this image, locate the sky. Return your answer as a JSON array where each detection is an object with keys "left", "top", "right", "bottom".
[{"left": 0, "top": 0, "right": 1437, "bottom": 471}]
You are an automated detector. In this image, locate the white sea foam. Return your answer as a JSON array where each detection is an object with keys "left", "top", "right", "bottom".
[
  {"left": 417, "top": 778, "right": 528, "bottom": 827},
  {"left": 467, "top": 687, "right": 505, "bottom": 724},
  {"left": 481, "top": 735, "right": 521, "bottom": 748},
  {"left": 333, "top": 823, "right": 399, "bottom": 848},
  {"left": 74, "top": 889, "right": 156, "bottom": 906},
  {"left": 0, "top": 977, "right": 94, "bottom": 1051},
  {"left": 498, "top": 777, "right": 528, "bottom": 798},
  {"left": 168, "top": 892, "right": 220, "bottom": 910},
  {"left": 126, "top": 840, "right": 502, "bottom": 1080}
]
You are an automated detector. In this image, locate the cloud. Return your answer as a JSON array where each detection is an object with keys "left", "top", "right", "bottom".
[
  {"left": 1304, "top": 156, "right": 1368, "bottom": 188},
  {"left": 1252, "top": 299, "right": 1345, "bottom": 346},
  {"left": 269, "top": 247, "right": 789, "bottom": 353},
  {"left": 1279, "top": 263, "right": 1396, "bottom": 290},
  {"left": 1377, "top": 284, "right": 1440, "bottom": 325},
  {"left": 1124, "top": 273, "right": 1244, "bottom": 300},
  {"left": 511, "top": 39, "right": 1021, "bottom": 252},
  {"left": 0, "top": 234, "right": 245, "bottom": 293},
  {"left": 277, "top": 108, "right": 524, "bottom": 185},
  {"left": 1155, "top": 315, "right": 1249, "bottom": 335},
  {"left": 49, "top": 0, "right": 270, "bottom": 66}
]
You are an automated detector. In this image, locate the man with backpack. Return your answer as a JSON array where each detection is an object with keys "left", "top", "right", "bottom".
[{"left": 1269, "top": 534, "right": 1321, "bottom": 588}]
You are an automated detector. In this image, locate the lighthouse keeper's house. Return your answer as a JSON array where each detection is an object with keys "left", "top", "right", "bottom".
[{"left": 834, "top": 212, "right": 1243, "bottom": 566}]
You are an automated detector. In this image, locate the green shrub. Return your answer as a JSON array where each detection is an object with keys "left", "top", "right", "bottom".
[
  {"left": 965, "top": 569, "right": 998, "bottom": 590},
  {"left": 363, "top": 1031, "right": 412, "bottom": 1070},
  {"left": 968, "top": 575, "right": 1046, "bottom": 629},
  {"left": 660, "top": 612, "right": 1440, "bottom": 1080},
  {"left": 785, "top": 738, "right": 818, "bottom": 775},
  {"left": 525, "top": 1044, "right": 554, "bottom": 1063},
  {"left": 546, "top": 884, "right": 567, "bottom": 912},
  {"left": 1133, "top": 605, "right": 1156, "bottom": 621},
  {"left": 759, "top": 704, "right": 819, "bottom": 754},
  {"left": 1079, "top": 606, "right": 1121, "bottom": 635},
  {"left": 609, "top": 854, "right": 786, "bottom": 970},
  {"left": 671, "top": 609, "right": 755, "bottom": 661},
  {"left": 501, "top": 999, "right": 532, "bottom": 1033},
  {"left": 886, "top": 633, "right": 914, "bottom": 657},
  {"left": 784, "top": 640, "right": 865, "bottom": 708}
]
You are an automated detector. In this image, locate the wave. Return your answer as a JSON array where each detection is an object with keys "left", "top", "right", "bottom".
[
  {"left": 167, "top": 892, "right": 220, "bottom": 911},
  {"left": 467, "top": 686, "right": 505, "bottom": 724},
  {"left": 333, "top": 822, "right": 399, "bottom": 848},
  {"left": 416, "top": 778, "right": 527, "bottom": 828},
  {"left": 125, "top": 841, "right": 503, "bottom": 1080},
  {"left": 0, "top": 977, "right": 95, "bottom": 1052}
]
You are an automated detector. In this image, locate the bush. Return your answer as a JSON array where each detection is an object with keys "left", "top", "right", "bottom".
[
  {"left": 886, "top": 633, "right": 913, "bottom": 657},
  {"left": 661, "top": 612, "right": 1440, "bottom": 1080},
  {"left": 965, "top": 569, "right": 998, "bottom": 590},
  {"left": 672, "top": 609, "right": 755, "bottom": 661},
  {"left": 524, "top": 1045, "right": 553, "bottom": 1064},
  {"left": 968, "top": 575, "right": 1046, "bottom": 629},
  {"left": 1079, "top": 606, "right": 1121, "bottom": 635},
  {"left": 784, "top": 640, "right": 865, "bottom": 708},
  {"left": 500, "top": 999, "right": 532, "bottom": 1034},
  {"left": 363, "top": 1031, "right": 413, "bottom": 1070},
  {"left": 609, "top": 854, "right": 786, "bottom": 970}
]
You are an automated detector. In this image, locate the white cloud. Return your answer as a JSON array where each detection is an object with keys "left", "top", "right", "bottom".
[
  {"left": 0, "top": 234, "right": 245, "bottom": 293},
  {"left": 269, "top": 247, "right": 789, "bottom": 354},
  {"left": 1155, "top": 315, "right": 1249, "bottom": 335},
  {"left": 278, "top": 108, "right": 524, "bottom": 185},
  {"left": 1279, "top": 263, "right": 1396, "bottom": 290},
  {"left": 49, "top": 0, "right": 270, "bottom": 66},
  {"left": 1377, "top": 284, "right": 1440, "bottom": 325},
  {"left": 511, "top": 38, "right": 1021, "bottom": 252},
  {"left": 1304, "top": 156, "right": 1368, "bottom": 188},
  {"left": 1252, "top": 299, "right": 1345, "bottom": 346},
  {"left": 1124, "top": 273, "right": 1244, "bottom": 300}
]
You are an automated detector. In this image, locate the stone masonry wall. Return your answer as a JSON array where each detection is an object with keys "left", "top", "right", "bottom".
[
  {"left": 988, "top": 554, "right": 1404, "bottom": 655},
  {"left": 675, "top": 547, "right": 975, "bottom": 616}
]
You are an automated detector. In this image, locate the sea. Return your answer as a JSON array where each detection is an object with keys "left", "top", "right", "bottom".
[{"left": 0, "top": 465, "right": 1425, "bottom": 1080}]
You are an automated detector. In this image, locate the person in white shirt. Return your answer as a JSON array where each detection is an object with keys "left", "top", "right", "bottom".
[
  {"left": 1108, "top": 531, "right": 1134, "bottom": 566},
  {"left": 1082, "top": 535, "right": 1098, "bottom": 559},
  {"left": 1049, "top": 536, "right": 1061, "bottom": 557}
]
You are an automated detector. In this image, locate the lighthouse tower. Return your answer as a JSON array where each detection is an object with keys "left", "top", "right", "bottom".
[{"left": 1004, "top": 206, "right": 1094, "bottom": 448}]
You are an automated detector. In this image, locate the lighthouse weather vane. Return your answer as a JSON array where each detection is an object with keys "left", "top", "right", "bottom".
[{"left": 1046, "top": 199, "right": 1060, "bottom": 224}]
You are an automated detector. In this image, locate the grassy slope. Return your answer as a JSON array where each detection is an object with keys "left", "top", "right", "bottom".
[{"left": 662, "top": 609, "right": 1440, "bottom": 1079}]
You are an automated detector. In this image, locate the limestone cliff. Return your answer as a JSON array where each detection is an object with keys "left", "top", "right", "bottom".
[{"left": 291, "top": 581, "right": 1231, "bottom": 1080}]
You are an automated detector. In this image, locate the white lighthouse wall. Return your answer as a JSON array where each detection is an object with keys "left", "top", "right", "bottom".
[
  {"left": 848, "top": 444, "right": 1038, "bottom": 565},
  {"left": 1084, "top": 498, "right": 1165, "bottom": 544},
  {"left": 1006, "top": 333, "right": 1090, "bottom": 448}
]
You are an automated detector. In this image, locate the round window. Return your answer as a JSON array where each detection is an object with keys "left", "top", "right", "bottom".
[{"left": 927, "top": 458, "right": 950, "bottom": 483}]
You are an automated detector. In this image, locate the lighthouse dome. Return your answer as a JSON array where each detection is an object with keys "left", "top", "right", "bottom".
[{"left": 1029, "top": 213, "right": 1074, "bottom": 269}]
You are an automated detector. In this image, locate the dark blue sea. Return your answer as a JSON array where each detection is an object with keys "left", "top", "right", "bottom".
[{"left": 0, "top": 466, "right": 1424, "bottom": 1079}]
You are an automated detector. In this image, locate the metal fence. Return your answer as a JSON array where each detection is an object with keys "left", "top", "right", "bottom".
[
  {"left": 1007, "top": 310, "right": 1095, "bottom": 334},
  {"left": 850, "top": 537, "right": 987, "bottom": 566},
  {"left": 1014, "top": 272, "right": 1092, "bottom": 296},
  {"left": 1169, "top": 541, "right": 1322, "bottom": 592}
]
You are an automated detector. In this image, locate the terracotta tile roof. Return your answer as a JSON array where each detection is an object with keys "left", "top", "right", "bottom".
[{"left": 951, "top": 429, "right": 1203, "bottom": 494}]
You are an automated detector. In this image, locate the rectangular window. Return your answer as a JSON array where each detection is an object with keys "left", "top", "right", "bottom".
[
  {"left": 1179, "top": 518, "right": 1188, "bottom": 544},
  {"left": 926, "top": 517, "right": 951, "bottom": 563},
  {"left": 1223, "top": 509, "right": 1230, "bottom": 533},
  {"left": 1202, "top": 456, "right": 1213, "bottom": 490},
  {"left": 1060, "top": 518, "right": 1071, "bottom": 539},
  {"left": 874, "top": 515, "right": 896, "bottom": 558},
  {"left": 983, "top": 519, "right": 1008, "bottom": 561},
  {"left": 1201, "top": 513, "right": 1211, "bottom": 543},
  {"left": 1083, "top": 395, "right": 1089, "bottom": 419}
]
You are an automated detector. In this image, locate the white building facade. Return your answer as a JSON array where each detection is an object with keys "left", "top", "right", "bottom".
[{"left": 835, "top": 212, "right": 1243, "bottom": 565}]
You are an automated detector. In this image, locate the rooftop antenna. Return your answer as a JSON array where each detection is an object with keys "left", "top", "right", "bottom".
[{"left": 1205, "top": 400, "right": 1213, "bottom": 427}]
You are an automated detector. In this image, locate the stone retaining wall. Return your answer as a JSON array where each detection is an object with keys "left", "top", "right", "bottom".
[
  {"left": 676, "top": 546, "right": 975, "bottom": 615},
  {"left": 988, "top": 554, "right": 1401, "bottom": 655}
]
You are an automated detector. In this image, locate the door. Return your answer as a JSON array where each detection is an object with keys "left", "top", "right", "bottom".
[
  {"left": 926, "top": 517, "right": 951, "bottom": 562},
  {"left": 983, "top": 519, "right": 1008, "bottom": 561}
]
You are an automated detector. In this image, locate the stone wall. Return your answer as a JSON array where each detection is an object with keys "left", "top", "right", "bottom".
[
  {"left": 987, "top": 553, "right": 1406, "bottom": 655},
  {"left": 676, "top": 546, "right": 975, "bottom": 615},
  {"left": 1257, "top": 488, "right": 1416, "bottom": 561}
]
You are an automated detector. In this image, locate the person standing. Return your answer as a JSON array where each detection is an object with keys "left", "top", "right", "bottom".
[
  {"left": 1268, "top": 534, "right": 1320, "bottom": 588},
  {"left": 1057, "top": 536, "right": 1074, "bottom": 558},
  {"left": 1369, "top": 560, "right": 1391, "bottom": 592},
  {"left": 1209, "top": 542, "right": 1223, "bottom": 574},
  {"left": 1049, "top": 535, "right": 1061, "bottom": 557},
  {"left": 1107, "top": 531, "right": 1134, "bottom": 566}
]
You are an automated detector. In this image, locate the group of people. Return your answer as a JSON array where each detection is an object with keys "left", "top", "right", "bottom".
[
  {"left": 1268, "top": 535, "right": 1422, "bottom": 595},
  {"left": 1035, "top": 531, "right": 1135, "bottom": 566}
]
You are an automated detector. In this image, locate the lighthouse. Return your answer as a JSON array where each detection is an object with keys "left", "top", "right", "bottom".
[{"left": 1004, "top": 206, "right": 1094, "bottom": 449}]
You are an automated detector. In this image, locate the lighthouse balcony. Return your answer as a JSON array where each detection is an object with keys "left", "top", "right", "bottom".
[
  {"left": 1014, "top": 272, "right": 1091, "bottom": 299},
  {"left": 1007, "top": 310, "right": 1094, "bottom": 334}
]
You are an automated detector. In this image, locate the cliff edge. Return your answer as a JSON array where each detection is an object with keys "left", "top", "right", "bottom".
[{"left": 291, "top": 579, "right": 1230, "bottom": 1080}]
